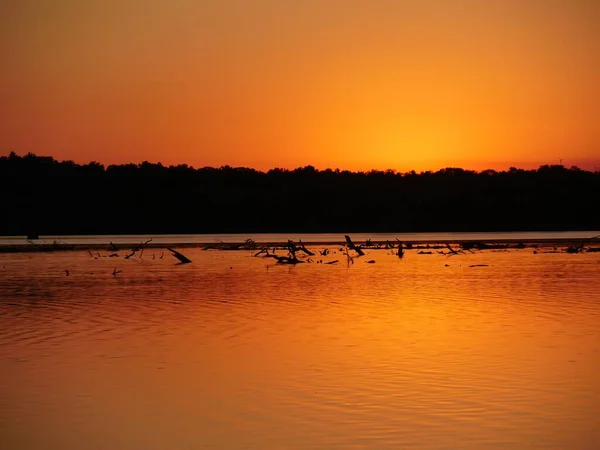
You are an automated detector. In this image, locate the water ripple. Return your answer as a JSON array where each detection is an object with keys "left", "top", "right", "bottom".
[{"left": 1, "top": 249, "right": 599, "bottom": 449}]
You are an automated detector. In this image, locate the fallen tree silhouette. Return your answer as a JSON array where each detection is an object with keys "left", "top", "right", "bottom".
[
  {"left": 345, "top": 235, "right": 364, "bottom": 256},
  {"left": 125, "top": 238, "right": 152, "bottom": 259},
  {"left": 264, "top": 240, "right": 307, "bottom": 264},
  {"left": 565, "top": 235, "right": 600, "bottom": 253},
  {"left": 168, "top": 247, "right": 192, "bottom": 264},
  {"left": 288, "top": 239, "right": 314, "bottom": 256}
]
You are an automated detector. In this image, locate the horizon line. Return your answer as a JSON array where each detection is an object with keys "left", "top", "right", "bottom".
[{"left": 2, "top": 151, "right": 600, "bottom": 174}]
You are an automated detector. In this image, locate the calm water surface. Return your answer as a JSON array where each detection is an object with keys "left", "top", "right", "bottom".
[{"left": 1, "top": 247, "right": 599, "bottom": 449}]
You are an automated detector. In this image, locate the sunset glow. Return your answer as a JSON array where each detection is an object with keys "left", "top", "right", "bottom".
[{"left": 1, "top": 0, "right": 599, "bottom": 171}]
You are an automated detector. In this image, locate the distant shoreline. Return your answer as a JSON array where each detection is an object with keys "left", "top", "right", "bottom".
[
  {"left": 3, "top": 154, "right": 600, "bottom": 237},
  {"left": 1, "top": 236, "right": 598, "bottom": 253}
]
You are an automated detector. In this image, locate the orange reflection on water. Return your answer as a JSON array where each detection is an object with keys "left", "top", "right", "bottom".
[{"left": 0, "top": 248, "right": 599, "bottom": 449}]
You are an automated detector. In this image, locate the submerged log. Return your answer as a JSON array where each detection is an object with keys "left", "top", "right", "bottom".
[
  {"left": 167, "top": 247, "right": 192, "bottom": 264},
  {"left": 263, "top": 239, "right": 319, "bottom": 264},
  {"left": 288, "top": 240, "right": 314, "bottom": 256},
  {"left": 342, "top": 247, "right": 354, "bottom": 265},
  {"left": 444, "top": 243, "right": 463, "bottom": 256},
  {"left": 253, "top": 247, "right": 269, "bottom": 257},
  {"left": 265, "top": 251, "right": 302, "bottom": 264},
  {"left": 297, "top": 240, "right": 314, "bottom": 256},
  {"left": 125, "top": 238, "right": 153, "bottom": 259},
  {"left": 397, "top": 242, "right": 404, "bottom": 258},
  {"left": 460, "top": 241, "right": 489, "bottom": 251},
  {"left": 344, "top": 235, "right": 364, "bottom": 256},
  {"left": 566, "top": 235, "right": 600, "bottom": 254}
]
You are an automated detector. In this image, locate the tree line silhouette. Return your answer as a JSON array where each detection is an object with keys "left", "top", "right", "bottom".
[{"left": 1, "top": 152, "right": 599, "bottom": 235}]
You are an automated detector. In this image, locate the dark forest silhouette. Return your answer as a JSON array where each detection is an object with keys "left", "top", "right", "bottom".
[{"left": 1, "top": 152, "right": 599, "bottom": 235}]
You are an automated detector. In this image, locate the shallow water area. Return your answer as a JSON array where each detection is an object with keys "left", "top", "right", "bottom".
[{"left": 1, "top": 245, "right": 599, "bottom": 449}]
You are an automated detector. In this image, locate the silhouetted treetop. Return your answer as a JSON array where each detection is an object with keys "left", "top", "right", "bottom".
[{"left": 1, "top": 152, "right": 598, "bottom": 235}]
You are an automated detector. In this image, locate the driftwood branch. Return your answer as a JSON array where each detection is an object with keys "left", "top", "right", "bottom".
[
  {"left": 265, "top": 250, "right": 302, "bottom": 264},
  {"left": 167, "top": 247, "right": 192, "bottom": 264},
  {"left": 566, "top": 234, "right": 600, "bottom": 253},
  {"left": 342, "top": 246, "right": 355, "bottom": 265},
  {"left": 297, "top": 240, "right": 314, "bottom": 256},
  {"left": 444, "top": 243, "right": 463, "bottom": 256},
  {"left": 262, "top": 240, "right": 314, "bottom": 264},
  {"left": 287, "top": 240, "right": 314, "bottom": 256},
  {"left": 253, "top": 247, "right": 269, "bottom": 257},
  {"left": 125, "top": 238, "right": 153, "bottom": 259},
  {"left": 344, "top": 235, "right": 364, "bottom": 256}
]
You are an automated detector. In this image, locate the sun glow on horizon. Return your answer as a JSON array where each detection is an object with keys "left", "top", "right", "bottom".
[{"left": 0, "top": 0, "right": 598, "bottom": 171}]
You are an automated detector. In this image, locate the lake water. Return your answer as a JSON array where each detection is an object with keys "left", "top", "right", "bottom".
[{"left": 1, "top": 245, "right": 599, "bottom": 449}]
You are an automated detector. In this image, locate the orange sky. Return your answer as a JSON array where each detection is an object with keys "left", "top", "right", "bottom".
[{"left": 1, "top": 0, "right": 599, "bottom": 171}]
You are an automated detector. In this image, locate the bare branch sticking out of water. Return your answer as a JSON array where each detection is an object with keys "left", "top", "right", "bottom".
[
  {"left": 460, "top": 241, "right": 488, "bottom": 252},
  {"left": 342, "top": 246, "right": 354, "bottom": 266},
  {"left": 286, "top": 240, "right": 314, "bottom": 257},
  {"left": 344, "top": 235, "right": 364, "bottom": 256},
  {"left": 566, "top": 235, "right": 600, "bottom": 254},
  {"left": 396, "top": 240, "right": 405, "bottom": 258},
  {"left": 138, "top": 238, "right": 152, "bottom": 259},
  {"left": 253, "top": 247, "right": 269, "bottom": 257},
  {"left": 264, "top": 243, "right": 304, "bottom": 264},
  {"left": 167, "top": 247, "right": 192, "bottom": 264},
  {"left": 297, "top": 240, "right": 314, "bottom": 256},
  {"left": 444, "top": 243, "right": 463, "bottom": 256},
  {"left": 265, "top": 252, "right": 302, "bottom": 264},
  {"left": 125, "top": 238, "right": 153, "bottom": 259}
]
